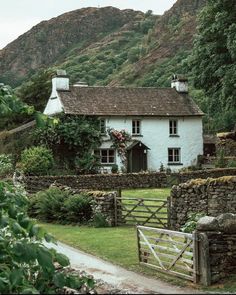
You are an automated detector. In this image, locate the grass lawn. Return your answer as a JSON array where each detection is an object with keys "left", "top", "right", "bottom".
[{"left": 121, "top": 188, "right": 170, "bottom": 199}]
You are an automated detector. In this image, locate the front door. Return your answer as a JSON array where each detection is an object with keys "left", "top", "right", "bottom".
[{"left": 128, "top": 145, "right": 147, "bottom": 173}]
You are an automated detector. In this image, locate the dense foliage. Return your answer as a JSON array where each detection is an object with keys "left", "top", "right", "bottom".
[
  {"left": 17, "top": 69, "right": 53, "bottom": 112},
  {"left": 29, "top": 187, "right": 93, "bottom": 224},
  {"left": 0, "top": 84, "right": 34, "bottom": 131},
  {"left": 0, "top": 181, "right": 94, "bottom": 293},
  {"left": 34, "top": 115, "right": 101, "bottom": 172},
  {"left": 188, "top": 0, "right": 236, "bottom": 132},
  {"left": 20, "top": 146, "right": 55, "bottom": 176},
  {"left": 0, "top": 84, "right": 32, "bottom": 117},
  {"left": 0, "top": 154, "right": 13, "bottom": 177}
]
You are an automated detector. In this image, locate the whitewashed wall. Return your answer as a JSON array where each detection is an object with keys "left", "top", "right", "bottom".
[{"left": 100, "top": 116, "right": 203, "bottom": 172}]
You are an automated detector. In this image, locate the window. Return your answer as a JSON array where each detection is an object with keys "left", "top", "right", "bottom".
[
  {"left": 95, "top": 149, "right": 115, "bottom": 164},
  {"left": 100, "top": 119, "right": 106, "bottom": 134},
  {"left": 169, "top": 120, "right": 178, "bottom": 136},
  {"left": 132, "top": 120, "right": 141, "bottom": 135},
  {"left": 168, "top": 148, "right": 181, "bottom": 164}
]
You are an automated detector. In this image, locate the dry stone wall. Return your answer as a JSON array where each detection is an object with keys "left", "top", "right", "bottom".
[
  {"left": 22, "top": 168, "right": 236, "bottom": 194},
  {"left": 197, "top": 214, "right": 236, "bottom": 286},
  {"left": 24, "top": 172, "right": 167, "bottom": 194},
  {"left": 170, "top": 176, "right": 236, "bottom": 230},
  {"left": 176, "top": 167, "right": 236, "bottom": 183}
]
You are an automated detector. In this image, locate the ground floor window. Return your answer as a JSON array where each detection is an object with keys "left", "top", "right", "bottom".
[
  {"left": 95, "top": 149, "right": 115, "bottom": 164},
  {"left": 168, "top": 148, "right": 181, "bottom": 163}
]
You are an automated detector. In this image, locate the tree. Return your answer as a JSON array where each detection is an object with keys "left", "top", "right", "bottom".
[
  {"left": 17, "top": 69, "right": 53, "bottom": 112},
  {"left": 0, "top": 83, "right": 34, "bottom": 130},
  {"left": 0, "top": 84, "right": 32, "bottom": 117},
  {"left": 188, "top": 0, "right": 236, "bottom": 132}
]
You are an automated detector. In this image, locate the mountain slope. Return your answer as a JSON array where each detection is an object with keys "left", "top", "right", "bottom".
[
  {"left": 108, "top": 0, "right": 207, "bottom": 86},
  {"left": 0, "top": 7, "right": 144, "bottom": 86}
]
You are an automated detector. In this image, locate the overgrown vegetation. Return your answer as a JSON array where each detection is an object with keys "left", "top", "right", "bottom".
[
  {"left": 0, "top": 181, "right": 95, "bottom": 293},
  {"left": 33, "top": 114, "right": 102, "bottom": 173},
  {"left": 188, "top": 0, "right": 236, "bottom": 132},
  {"left": 180, "top": 212, "right": 206, "bottom": 233},
  {"left": 29, "top": 187, "right": 93, "bottom": 224},
  {"left": 0, "top": 154, "right": 14, "bottom": 177},
  {"left": 19, "top": 146, "right": 55, "bottom": 176},
  {"left": 0, "top": 84, "right": 33, "bottom": 131}
]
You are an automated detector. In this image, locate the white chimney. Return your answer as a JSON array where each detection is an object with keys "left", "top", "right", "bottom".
[
  {"left": 52, "top": 70, "right": 70, "bottom": 92},
  {"left": 171, "top": 74, "right": 188, "bottom": 93},
  {"left": 44, "top": 70, "right": 69, "bottom": 116}
]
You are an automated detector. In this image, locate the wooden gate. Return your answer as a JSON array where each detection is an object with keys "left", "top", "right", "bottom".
[
  {"left": 115, "top": 197, "right": 168, "bottom": 228},
  {"left": 137, "top": 226, "right": 199, "bottom": 282}
]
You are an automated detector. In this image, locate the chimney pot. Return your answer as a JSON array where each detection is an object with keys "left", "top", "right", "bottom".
[
  {"left": 171, "top": 74, "right": 188, "bottom": 93},
  {"left": 52, "top": 70, "right": 69, "bottom": 91}
]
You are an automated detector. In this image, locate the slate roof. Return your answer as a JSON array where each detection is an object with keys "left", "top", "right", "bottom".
[{"left": 58, "top": 86, "right": 204, "bottom": 117}]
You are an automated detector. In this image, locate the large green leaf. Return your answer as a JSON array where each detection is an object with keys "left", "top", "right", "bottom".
[
  {"left": 55, "top": 253, "right": 70, "bottom": 267},
  {"left": 37, "top": 247, "right": 55, "bottom": 272},
  {"left": 9, "top": 269, "right": 24, "bottom": 288},
  {"left": 53, "top": 272, "right": 66, "bottom": 288}
]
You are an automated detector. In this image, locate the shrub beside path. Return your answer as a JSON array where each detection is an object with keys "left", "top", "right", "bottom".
[{"left": 45, "top": 241, "right": 204, "bottom": 294}]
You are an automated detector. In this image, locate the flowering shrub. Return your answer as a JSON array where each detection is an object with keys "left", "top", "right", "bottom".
[{"left": 108, "top": 128, "right": 131, "bottom": 170}]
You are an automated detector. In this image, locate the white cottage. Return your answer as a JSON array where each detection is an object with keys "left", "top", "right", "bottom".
[{"left": 44, "top": 70, "right": 204, "bottom": 173}]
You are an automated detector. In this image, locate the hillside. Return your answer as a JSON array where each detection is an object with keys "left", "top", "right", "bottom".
[
  {"left": 0, "top": 7, "right": 145, "bottom": 86},
  {"left": 0, "top": 0, "right": 206, "bottom": 89}
]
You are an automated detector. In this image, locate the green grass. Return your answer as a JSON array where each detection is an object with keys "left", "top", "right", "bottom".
[{"left": 122, "top": 188, "right": 170, "bottom": 199}]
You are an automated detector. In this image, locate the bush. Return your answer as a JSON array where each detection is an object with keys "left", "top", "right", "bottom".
[
  {"left": 111, "top": 164, "right": 118, "bottom": 174},
  {"left": 92, "top": 212, "right": 110, "bottom": 228},
  {"left": 30, "top": 187, "right": 93, "bottom": 224},
  {"left": 0, "top": 154, "right": 13, "bottom": 177},
  {"left": 20, "top": 146, "right": 54, "bottom": 175},
  {"left": 64, "top": 194, "right": 93, "bottom": 223},
  {"left": 75, "top": 152, "right": 100, "bottom": 175},
  {"left": 29, "top": 187, "right": 66, "bottom": 222}
]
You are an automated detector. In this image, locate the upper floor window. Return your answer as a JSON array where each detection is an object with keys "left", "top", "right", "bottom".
[
  {"left": 168, "top": 148, "right": 181, "bottom": 164},
  {"left": 132, "top": 120, "right": 141, "bottom": 135},
  {"left": 169, "top": 120, "right": 178, "bottom": 136},
  {"left": 100, "top": 119, "right": 106, "bottom": 135}
]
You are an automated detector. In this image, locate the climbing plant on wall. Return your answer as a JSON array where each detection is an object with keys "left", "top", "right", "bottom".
[{"left": 108, "top": 128, "right": 131, "bottom": 170}]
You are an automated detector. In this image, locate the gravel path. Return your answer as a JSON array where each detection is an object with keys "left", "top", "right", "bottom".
[{"left": 45, "top": 241, "right": 204, "bottom": 294}]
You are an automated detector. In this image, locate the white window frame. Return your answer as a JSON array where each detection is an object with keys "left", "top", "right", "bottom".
[
  {"left": 168, "top": 148, "right": 181, "bottom": 164},
  {"left": 132, "top": 120, "right": 141, "bottom": 135},
  {"left": 169, "top": 120, "right": 178, "bottom": 136},
  {"left": 96, "top": 149, "right": 115, "bottom": 165}
]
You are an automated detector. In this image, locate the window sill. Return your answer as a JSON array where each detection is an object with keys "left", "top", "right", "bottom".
[
  {"left": 168, "top": 163, "right": 183, "bottom": 166},
  {"left": 169, "top": 135, "right": 180, "bottom": 138},
  {"left": 132, "top": 134, "right": 143, "bottom": 137}
]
